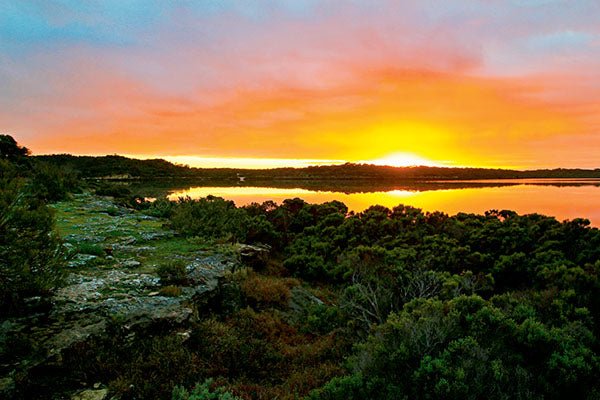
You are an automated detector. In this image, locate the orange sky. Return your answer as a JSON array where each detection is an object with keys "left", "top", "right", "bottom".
[{"left": 2, "top": 1, "right": 600, "bottom": 168}]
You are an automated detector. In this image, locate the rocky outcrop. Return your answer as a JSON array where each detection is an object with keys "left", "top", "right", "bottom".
[
  {"left": 238, "top": 243, "right": 271, "bottom": 269},
  {"left": 0, "top": 194, "right": 247, "bottom": 399}
]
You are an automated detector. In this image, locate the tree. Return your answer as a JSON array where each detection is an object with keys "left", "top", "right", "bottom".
[
  {"left": 0, "top": 159, "right": 65, "bottom": 315},
  {"left": 0, "top": 134, "right": 30, "bottom": 161}
]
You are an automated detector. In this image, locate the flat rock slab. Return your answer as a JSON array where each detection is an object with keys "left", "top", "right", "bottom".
[{"left": 71, "top": 388, "right": 108, "bottom": 400}]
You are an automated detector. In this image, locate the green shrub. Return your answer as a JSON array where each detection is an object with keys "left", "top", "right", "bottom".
[
  {"left": 0, "top": 160, "right": 65, "bottom": 314},
  {"left": 172, "top": 379, "right": 242, "bottom": 400},
  {"left": 145, "top": 197, "right": 174, "bottom": 218},
  {"left": 157, "top": 261, "right": 189, "bottom": 285},
  {"left": 28, "top": 161, "right": 80, "bottom": 202},
  {"left": 105, "top": 205, "right": 121, "bottom": 216},
  {"left": 95, "top": 183, "right": 132, "bottom": 198},
  {"left": 76, "top": 242, "right": 105, "bottom": 257},
  {"left": 301, "top": 303, "right": 344, "bottom": 335},
  {"left": 170, "top": 196, "right": 250, "bottom": 242}
]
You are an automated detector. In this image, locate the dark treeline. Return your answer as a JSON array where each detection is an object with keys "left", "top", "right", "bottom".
[{"left": 36, "top": 154, "right": 600, "bottom": 181}]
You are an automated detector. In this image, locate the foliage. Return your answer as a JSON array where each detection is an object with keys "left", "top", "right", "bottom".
[
  {"left": 35, "top": 153, "right": 600, "bottom": 181},
  {"left": 170, "top": 196, "right": 251, "bottom": 242},
  {"left": 162, "top": 194, "right": 600, "bottom": 398},
  {"left": 4, "top": 135, "right": 600, "bottom": 398},
  {"left": 0, "top": 134, "right": 30, "bottom": 161},
  {"left": 28, "top": 161, "right": 80, "bottom": 202},
  {"left": 0, "top": 159, "right": 65, "bottom": 315},
  {"left": 239, "top": 272, "right": 299, "bottom": 309},
  {"left": 159, "top": 285, "right": 183, "bottom": 297},
  {"left": 157, "top": 261, "right": 189, "bottom": 286},
  {"left": 145, "top": 196, "right": 175, "bottom": 218},
  {"left": 75, "top": 242, "right": 106, "bottom": 257},
  {"left": 172, "top": 379, "right": 243, "bottom": 400}
]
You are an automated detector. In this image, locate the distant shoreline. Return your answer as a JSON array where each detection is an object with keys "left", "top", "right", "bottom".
[{"left": 35, "top": 154, "right": 600, "bottom": 181}]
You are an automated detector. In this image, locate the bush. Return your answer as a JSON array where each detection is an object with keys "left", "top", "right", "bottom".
[
  {"left": 145, "top": 197, "right": 175, "bottom": 218},
  {"left": 0, "top": 134, "right": 30, "bottom": 162},
  {"left": 160, "top": 285, "right": 183, "bottom": 297},
  {"left": 0, "top": 160, "right": 65, "bottom": 314},
  {"left": 172, "top": 379, "right": 243, "bottom": 400},
  {"left": 29, "top": 161, "right": 80, "bottom": 202},
  {"left": 283, "top": 254, "right": 328, "bottom": 281},
  {"left": 95, "top": 183, "right": 132, "bottom": 198},
  {"left": 240, "top": 273, "right": 299, "bottom": 309},
  {"left": 157, "top": 261, "right": 189, "bottom": 286},
  {"left": 76, "top": 242, "right": 105, "bottom": 257},
  {"left": 170, "top": 196, "right": 250, "bottom": 242}
]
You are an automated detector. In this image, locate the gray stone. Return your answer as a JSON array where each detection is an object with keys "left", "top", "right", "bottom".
[
  {"left": 71, "top": 388, "right": 108, "bottom": 400},
  {"left": 238, "top": 243, "right": 271, "bottom": 268},
  {"left": 68, "top": 254, "right": 98, "bottom": 268},
  {"left": 120, "top": 259, "right": 141, "bottom": 268}
]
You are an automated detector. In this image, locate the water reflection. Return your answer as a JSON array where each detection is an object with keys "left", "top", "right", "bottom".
[{"left": 165, "top": 180, "right": 600, "bottom": 226}]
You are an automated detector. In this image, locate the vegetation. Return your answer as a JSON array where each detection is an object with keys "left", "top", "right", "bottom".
[
  {"left": 172, "top": 380, "right": 243, "bottom": 400},
  {"left": 2, "top": 135, "right": 600, "bottom": 399},
  {"left": 157, "top": 261, "right": 189, "bottom": 286},
  {"left": 36, "top": 153, "right": 600, "bottom": 182},
  {"left": 142, "top": 195, "right": 600, "bottom": 399},
  {"left": 0, "top": 137, "right": 67, "bottom": 315}
]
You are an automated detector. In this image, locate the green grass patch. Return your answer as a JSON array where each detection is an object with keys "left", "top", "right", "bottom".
[{"left": 75, "top": 243, "right": 105, "bottom": 256}]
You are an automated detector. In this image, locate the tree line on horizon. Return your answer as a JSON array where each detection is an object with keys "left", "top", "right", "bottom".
[{"left": 35, "top": 152, "right": 600, "bottom": 181}]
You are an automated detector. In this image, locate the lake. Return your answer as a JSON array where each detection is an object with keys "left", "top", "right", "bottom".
[{"left": 156, "top": 179, "right": 600, "bottom": 226}]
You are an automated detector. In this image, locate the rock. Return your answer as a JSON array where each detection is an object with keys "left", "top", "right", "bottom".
[
  {"left": 120, "top": 236, "right": 137, "bottom": 245},
  {"left": 2, "top": 193, "right": 245, "bottom": 397},
  {"left": 289, "top": 286, "right": 324, "bottom": 311},
  {"left": 65, "top": 234, "right": 106, "bottom": 244},
  {"left": 139, "top": 231, "right": 173, "bottom": 241},
  {"left": 120, "top": 259, "right": 141, "bottom": 268},
  {"left": 71, "top": 388, "right": 108, "bottom": 400},
  {"left": 285, "top": 286, "right": 325, "bottom": 325},
  {"left": 238, "top": 243, "right": 271, "bottom": 269},
  {"left": 46, "top": 320, "right": 108, "bottom": 358},
  {"left": 68, "top": 254, "right": 98, "bottom": 268},
  {"left": 186, "top": 256, "right": 235, "bottom": 288}
]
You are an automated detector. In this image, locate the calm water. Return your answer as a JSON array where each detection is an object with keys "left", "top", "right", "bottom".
[{"left": 165, "top": 180, "right": 600, "bottom": 226}]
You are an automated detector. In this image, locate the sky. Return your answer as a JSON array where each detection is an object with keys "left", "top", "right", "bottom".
[{"left": 1, "top": 0, "right": 599, "bottom": 169}]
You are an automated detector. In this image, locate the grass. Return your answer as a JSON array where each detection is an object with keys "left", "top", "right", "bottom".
[
  {"left": 159, "top": 285, "right": 183, "bottom": 297},
  {"left": 75, "top": 243, "right": 105, "bottom": 256},
  {"left": 52, "top": 193, "right": 238, "bottom": 279}
]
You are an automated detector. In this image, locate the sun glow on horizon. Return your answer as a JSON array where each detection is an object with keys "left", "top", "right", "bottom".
[
  {"left": 127, "top": 153, "right": 445, "bottom": 169},
  {"left": 362, "top": 152, "right": 443, "bottom": 168},
  {"left": 127, "top": 155, "right": 347, "bottom": 169}
]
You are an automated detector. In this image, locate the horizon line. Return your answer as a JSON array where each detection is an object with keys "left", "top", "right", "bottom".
[{"left": 33, "top": 152, "right": 600, "bottom": 172}]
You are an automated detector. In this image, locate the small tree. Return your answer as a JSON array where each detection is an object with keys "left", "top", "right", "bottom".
[
  {"left": 0, "top": 160, "right": 65, "bottom": 315},
  {"left": 0, "top": 134, "right": 30, "bottom": 161}
]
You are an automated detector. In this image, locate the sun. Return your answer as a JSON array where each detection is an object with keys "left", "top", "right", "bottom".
[{"left": 363, "top": 152, "right": 441, "bottom": 168}]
